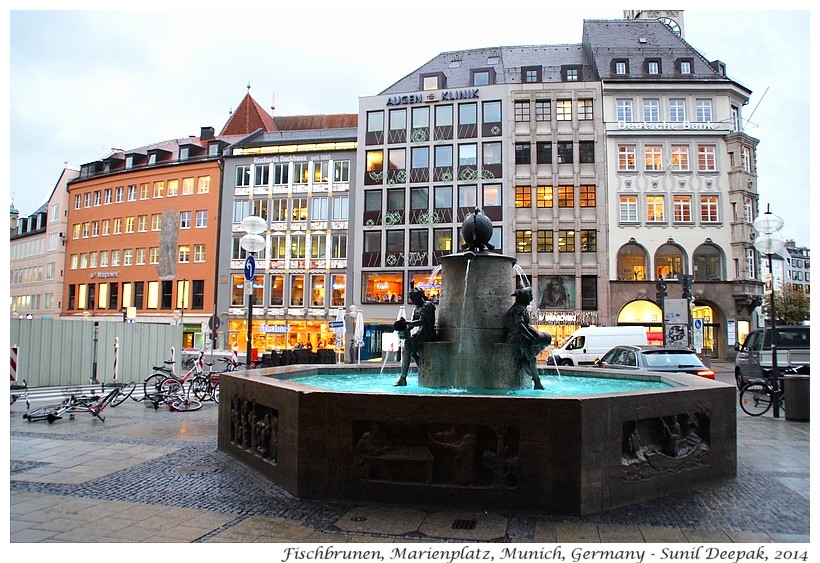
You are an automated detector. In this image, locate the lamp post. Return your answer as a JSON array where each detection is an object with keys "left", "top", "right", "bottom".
[
  {"left": 240, "top": 215, "right": 267, "bottom": 368},
  {"left": 753, "top": 205, "right": 785, "bottom": 418}
]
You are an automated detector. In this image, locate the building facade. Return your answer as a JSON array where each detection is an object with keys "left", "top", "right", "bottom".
[
  {"left": 783, "top": 240, "right": 810, "bottom": 296},
  {"left": 10, "top": 166, "right": 78, "bottom": 319},
  {"left": 216, "top": 100, "right": 357, "bottom": 356},
  {"left": 61, "top": 127, "right": 239, "bottom": 348},
  {"left": 352, "top": 11, "right": 765, "bottom": 359}
]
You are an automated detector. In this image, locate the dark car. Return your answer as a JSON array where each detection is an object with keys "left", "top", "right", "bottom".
[
  {"left": 596, "top": 345, "right": 715, "bottom": 379},
  {"left": 734, "top": 325, "right": 810, "bottom": 389}
]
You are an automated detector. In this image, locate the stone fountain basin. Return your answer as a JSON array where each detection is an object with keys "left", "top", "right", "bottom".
[{"left": 218, "top": 365, "right": 736, "bottom": 516}]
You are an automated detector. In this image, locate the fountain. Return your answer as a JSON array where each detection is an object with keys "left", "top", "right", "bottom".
[{"left": 218, "top": 212, "right": 737, "bottom": 515}]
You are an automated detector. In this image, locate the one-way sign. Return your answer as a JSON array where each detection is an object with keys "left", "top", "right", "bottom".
[{"left": 328, "top": 321, "right": 344, "bottom": 328}]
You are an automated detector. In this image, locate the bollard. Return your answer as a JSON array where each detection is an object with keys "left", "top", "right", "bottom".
[{"left": 113, "top": 337, "right": 119, "bottom": 382}]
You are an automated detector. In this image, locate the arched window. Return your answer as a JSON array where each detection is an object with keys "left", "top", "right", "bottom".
[
  {"left": 617, "top": 242, "right": 648, "bottom": 280},
  {"left": 693, "top": 242, "right": 725, "bottom": 281},
  {"left": 655, "top": 242, "right": 685, "bottom": 279}
]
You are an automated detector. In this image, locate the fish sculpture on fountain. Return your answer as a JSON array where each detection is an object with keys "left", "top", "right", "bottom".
[{"left": 460, "top": 208, "right": 494, "bottom": 253}]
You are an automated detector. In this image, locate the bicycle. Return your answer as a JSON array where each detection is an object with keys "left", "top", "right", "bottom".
[
  {"left": 143, "top": 350, "right": 204, "bottom": 405},
  {"left": 23, "top": 383, "right": 134, "bottom": 423},
  {"left": 739, "top": 369, "right": 790, "bottom": 417},
  {"left": 190, "top": 357, "right": 239, "bottom": 404}
]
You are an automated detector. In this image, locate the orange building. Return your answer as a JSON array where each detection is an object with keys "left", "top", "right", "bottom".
[{"left": 62, "top": 126, "right": 244, "bottom": 347}]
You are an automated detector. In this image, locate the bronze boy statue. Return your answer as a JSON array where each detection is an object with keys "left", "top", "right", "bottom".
[
  {"left": 394, "top": 287, "right": 436, "bottom": 386},
  {"left": 505, "top": 287, "right": 551, "bottom": 390}
]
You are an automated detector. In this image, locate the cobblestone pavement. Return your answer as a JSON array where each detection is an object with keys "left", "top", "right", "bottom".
[{"left": 9, "top": 362, "right": 810, "bottom": 544}]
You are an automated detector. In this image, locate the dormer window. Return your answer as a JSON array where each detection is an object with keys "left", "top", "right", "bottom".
[
  {"left": 420, "top": 72, "right": 446, "bottom": 91},
  {"left": 678, "top": 58, "right": 693, "bottom": 74},
  {"left": 208, "top": 143, "right": 221, "bottom": 156},
  {"left": 645, "top": 58, "right": 661, "bottom": 75},
  {"left": 471, "top": 68, "right": 494, "bottom": 86},
  {"left": 487, "top": 52, "right": 500, "bottom": 64},
  {"left": 613, "top": 59, "right": 629, "bottom": 75},
  {"left": 448, "top": 57, "right": 462, "bottom": 69},
  {"left": 148, "top": 153, "right": 157, "bottom": 165},
  {"left": 125, "top": 155, "right": 134, "bottom": 169},
  {"left": 179, "top": 146, "right": 190, "bottom": 160},
  {"left": 521, "top": 65, "right": 541, "bottom": 83},
  {"left": 561, "top": 65, "right": 582, "bottom": 82}
]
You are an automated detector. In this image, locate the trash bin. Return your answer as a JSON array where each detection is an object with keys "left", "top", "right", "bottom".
[
  {"left": 699, "top": 354, "right": 712, "bottom": 369},
  {"left": 784, "top": 374, "right": 810, "bottom": 421}
]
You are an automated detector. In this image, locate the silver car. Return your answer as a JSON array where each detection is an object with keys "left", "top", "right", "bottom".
[{"left": 596, "top": 345, "right": 715, "bottom": 379}]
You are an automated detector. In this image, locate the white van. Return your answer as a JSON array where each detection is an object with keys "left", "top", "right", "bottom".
[{"left": 548, "top": 326, "right": 648, "bottom": 366}]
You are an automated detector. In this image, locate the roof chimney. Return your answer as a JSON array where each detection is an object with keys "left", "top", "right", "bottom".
[{"left": 200, "top": 126, "right": 215, "bottom": 140}]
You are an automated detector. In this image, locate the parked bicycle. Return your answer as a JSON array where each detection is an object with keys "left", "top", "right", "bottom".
[
  {"left": 189, "top": 356, "right": 240, "bottom": 404},
  {"left": 141, "top": 351, "right": 204, "bottom": 411},
  {"left": 738, "top": 365, "right": 805, "bottom": 416}
]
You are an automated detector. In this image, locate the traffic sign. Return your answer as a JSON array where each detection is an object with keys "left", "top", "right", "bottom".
[
  {"left": 208, "top": 314, "right": 221, "bottom": 331},
  {"left": 244, "top": 255, "right": 256, "bottom": 281},
  {"left": 328, "top": 321, "right": 344, "bottom": 328}
]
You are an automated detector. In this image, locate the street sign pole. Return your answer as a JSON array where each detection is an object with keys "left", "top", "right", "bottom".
[{"left": 244, "top": 255, "right": 256, "bottom": 368}]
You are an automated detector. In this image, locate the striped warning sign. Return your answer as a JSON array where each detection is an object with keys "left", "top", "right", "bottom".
[{"left": 11, "top": 346, "right": 18, "bottom": 382}]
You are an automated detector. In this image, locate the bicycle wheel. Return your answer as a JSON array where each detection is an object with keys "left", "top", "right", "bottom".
[
  {"left": 24, "top": 405, "right": 64, "bottom": 422},
  {"left": 169, "top": 397, "right": 202, "bottom": 412},
  {"left": 212, "top": 381, "right": 220, "bottom": 404},
  {"left": 143, "top": 373, "right": 168, "bottom": 400},
  {"left": 740, "top": 383, "right": 773, "bottom": 416},
  {"left": 111, "top": 382, "right": 136, "bottom": 407},
  {"left": 189, "top": 375, "right": 211, "bottom": 401}
]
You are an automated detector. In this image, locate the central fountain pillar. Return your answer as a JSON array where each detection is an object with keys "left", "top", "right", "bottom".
[{"left": 420, "top": 252, "right": 528, "bottom": 389}]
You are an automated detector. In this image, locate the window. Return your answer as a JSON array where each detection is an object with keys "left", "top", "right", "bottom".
[
  {"left": 194, "top": 244, "right": 205, "bottom": 262},
  {"left": 536, "top": 186, "right": 553, "bottom": 208},
  {"left": 482, "top": 101, "right": 501, "bottom": 125},
  {"left": 102, "top": 219, "right": 110, "bottom": 236},
  {"left": 366, "top": 150, "right": 384, "bottom": 175},
  {"left": 616, "top": 98, "right": 633, "bottom": 122},
  {"left": 579, "top": 185, "right": 596, "bottom": 207},
  {"left": 558, "top": 230, "right": 575, "bottom": 253},
  {"left": 579, "top": 141, "right": 594, "bottom": 164},
  {"left": 669, "top": 99, "right": 686, "bottom": 122},
  {"left": 195, "top": 210, "right": 207, "bottom": 228},
  {"left": 671, "top": 145, "right": 690, "bottom": 171},
  {"left": 312, "top": 197, "right": 328, "bottom": 222},
  {"left": 536, "top": 142, "right": 551, "bottom": 164},
  {"left": 643, "top": 99, "right": 660, "bottom": 122},
  {"left": 111, "top": 250, "right": 120, "bottom": 266},
  {"left": 695, "top": 99, "right": 713, "bottom": 122},
  {"left": 614, "top": 60, "right": 628, "bottom": 75},
  {"left": 742, "top": 146, "right": 752, "bottom": 173},
  {"left": 332, "top": 196, "right": 349, "bottom": 221},
  {"left": 564, "top": 67, "right": 579, "bottom": 82},
  {"left": 535, "top": 100, "right": 551, "bottom": 121},
  {"left": 537, "top": 230, "right": 553, "bottom": 253},
  {"left": 94, "top": 191, "right": 101, "bottom": 206},
  {"left": 471, "top": 69, "right": 491, "bottom": 86},
  {"left": 124, "top": 249, "right": 134, "bottom": 266},
  {"left": 367, "top": 111, "right": 384, "bottom": 134},
  {"left": 178, "top": 246, "right": 190, "bottom": 263},
  {"left": 91, "top": 221, "right": 99, "bottom": 237},
  {"left": 556, "top": 100, "right": 572, "bottom": 121},
  {"left": 310, "top": 233, "right": 326, "bottom": 259},
  {"left": 180, "top": 211, "right": 191, "bottom": 229},
  {"left": 74, "top": 194, "right": 81, "bottom": 209},
  {"left": 153, "top": 181, "right": 164, "bottom": 198},
  {"left": 673, "top": 195, "right": 692, "bottom": 222},
  {"left": 458, "top": 144, "right": 477, "bottom": 166},
  {"left": 515, "top": 186, "right": 531, "bottom": 208},
  {"left": 619, "top": 195, "right": 638, "bottom": 222},
  {"left": 84, "top": 192, "right": 91, "bottom": 207},
  {"left": 292, "top": 198, "right": 308, "bottom": 221},
  {"left": 458, "top": 185, "right": 477, "bottom": 208},
  {"left": 577, "top": 99, "right": 593, "bottom": 120},
  {"left": 522, "top": 66, "right": 541, "bottom": 83},
  {"left": 197, "top": 176, "right": 210, "bottom": 193},
  {"left": 644, "top": 145, "right": 663, "bottom": 171},
  {"left": 115, "top": 186, "right": 124, "bottom": 203},
  {"left": 557, "top": 186, "right": 574, "bottom": 208},
  {"left": 515, "top": 143, "right": 531, "bottom": 165},
  {"left": 104, "top": 188, "right": 112, "bottom": 205},
  {"left": 679, "top": 59, "right": 692, "bottom": 74},
  {"left": 151, "top": 214, "right": 162, "bottom": 231},
  {"left": 255, "top": 164, "right": 270, "bottom": 186},
  {"left": 113, "top": 218, "right": 121, "bottom": 234},
  {"left": 646, "top": 59, "right": 660, "bottom": 75},
  {"left": 422, "top": 74, "right": 440, "bottom": 90},
  {"left": 700, "top": 196, "right": 719, "bottom": 222},
  {"left": 434, "top": 145, "right": 452, "bottom": 168},
  {"left": 135, "top": 215, "right": 146, "bottom": 232},
  {"left": 166, "top": 179, "right": 178, "bottom": 197},
  {"left": 182, "top": 178, "right": 194, "bottom": 195},
  {"left": 618, "top": 145, "right": 636, "bottom": 171},
  {"left": 149, "top": 247, "right": 160, "bottom": 264},
  {"left": 697, "top": 145, "right": 717, "bottom": 171},
  {"left": 127, "top": 185, "right": 137, "bottom": 201},
  {"left": 459, "top": 103, "right": 477, "bottom": 128},
  {"left": 580, "top": 230, "right": 597, "bottom": 252},
  {"left": 125, "top": 216, "right": 135, "bottom": 233},
  {"left": 646, "top": 195, "right": 665, "bottom": 222},
  {"left": 557, "top": 142, "right": 573, "bottom": 164},
  {"left": 515, "top": 230, "right": 532, "bottom": 253},
  {"left": 331, "top": 234, "right": 347, "bottom": 259},
  {"left": 514, "top": 101, "right": 530, "bottom": 122},
  {"left": 139, "top": 184, "right": 150, "bottom": 199},
  {"left": 334, "top": 160, "right": 350, "bottom": 183}
]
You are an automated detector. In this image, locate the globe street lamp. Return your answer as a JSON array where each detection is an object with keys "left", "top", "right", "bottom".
[
  {"left": 240, "top": 215, "right": 267, "bottom": 368},
  {"left": 753, "top": 205, "right": 785, "bottom": 418}
]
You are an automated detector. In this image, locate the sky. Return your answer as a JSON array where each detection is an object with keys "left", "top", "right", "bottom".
[{"left": 7, "top": 4, "right": 814, "bottom": 247}]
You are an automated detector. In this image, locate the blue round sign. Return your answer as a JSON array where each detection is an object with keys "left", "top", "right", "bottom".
[{"left": 244, "top": 255, "right": 256, "bottom": 281}]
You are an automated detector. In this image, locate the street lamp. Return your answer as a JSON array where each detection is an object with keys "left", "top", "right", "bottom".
[
  {"left": 240, "top": 215, "right": 267, "bottom": 368},
  {"left": 753, "top": 205, "right": 785, "bottom": 418}
]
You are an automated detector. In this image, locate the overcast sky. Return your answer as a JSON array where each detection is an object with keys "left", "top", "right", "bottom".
[{"left": 7, "top": 6, "right": 813, "bottom": 246}]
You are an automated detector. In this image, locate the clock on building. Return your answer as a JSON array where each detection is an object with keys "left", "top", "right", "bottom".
[{"left": 658, "top": 17, "right": 681, "bottom": 36}]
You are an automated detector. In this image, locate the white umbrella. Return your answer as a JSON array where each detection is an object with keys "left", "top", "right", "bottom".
[{"left": 354, "top": 309, "right": 365, "bottom": 364}]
